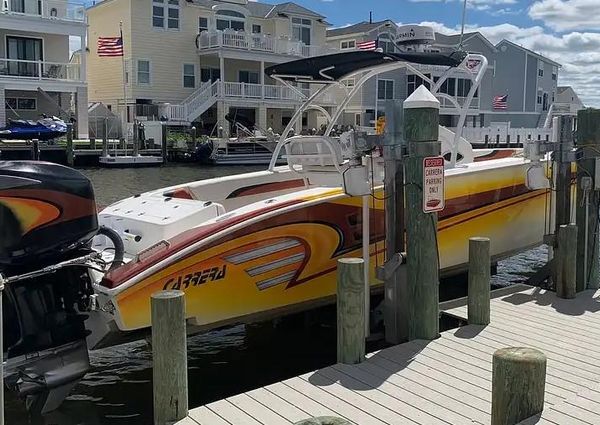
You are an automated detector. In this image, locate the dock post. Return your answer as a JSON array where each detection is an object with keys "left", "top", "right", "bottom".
[
  {"left": 66, "top": 123, "right": 74, "bottom": 167},
  {"left": 191, "top": 126, "right": 197, "bottom": 149},
  {"left": 102, "top": 118, "right": 109, "bottom": 158},
  {"left": 132, "top": 120, "right": 139, "bottom": 156},
  {"left": 383, "top": 100, "right": 408, "bottom": 345},
  {"left": 32, "top": 139, "right": 40, "bottom": 161},
  {"left": 492, "top": 347, "right": 546, "bottom": 425},
  {"left": 151, "top": 290, "right": 188, "bottom": 425},
  {"left": 161, "top": 124, "right": 168, "bottom": 164},
  {"left": 576, "top": 109, "right": 600, "bottom": 290},
  {"left": 337, "top": 258, "right": 365, "bottom": 365},
  {"left": 468, "top": 237, "right": 491, "bottom": 325},
  {"left": 404, "top": 85, "right": 441, "bottom": 341},
  {"left": 556, "top": 224, "right": 577, "bottom": 299},
  {"left": 89, "top": 137, "right": 96, "bottom": 150}
]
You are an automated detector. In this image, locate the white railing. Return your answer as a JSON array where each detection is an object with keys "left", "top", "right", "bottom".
[
  {"left": 1, "top": 0, "right": 85, "bottom": 22},
  {"left": 0, "top": 58, "right": 81, "bottom": 81},
  {"left": 437, "top": 95, "right": 480, "bottom": 110},
  {"left": 458, "top": 126, "right": 553, "bottom": 144},
  {"left": 222, "top": 81, "right": 335, "bottom": 103},
  {"left": 197, "top": 30, "right": 337, "bottom": 58}
]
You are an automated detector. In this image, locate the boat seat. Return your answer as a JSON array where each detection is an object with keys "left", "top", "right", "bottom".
[{"left": 283, "top": 136, "right": 345, "bottom": 174}]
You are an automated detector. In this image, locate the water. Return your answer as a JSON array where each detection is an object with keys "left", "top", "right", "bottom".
[{"left": 5, "top": 164, "right": 548, "bottom": 425}]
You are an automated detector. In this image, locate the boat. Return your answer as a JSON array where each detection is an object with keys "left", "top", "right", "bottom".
[
  {"left": 98, "top": 154, "right": 163, "bottom": 167},
  {"left": 88, "top": 47, "right": 545, "bottom": 347},
  {"left": 0, "top": 41, "right": 550, "bottom": 412},
  {"left": 0, "top": 116, "right": 67, "bottom": 141}
]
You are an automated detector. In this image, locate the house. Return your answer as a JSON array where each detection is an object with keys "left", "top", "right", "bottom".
[
  {"left": 86, "top": 0, "right": 335, "bottom": 136},
  {"left": 0, "top": 0, "right": 88, "bottom": 137},
  {"left": 326, "top": 22, "right": 561, "bottom": 130},
  {"left": 554, "top": 86, "right": 585, "bottom": 116}
]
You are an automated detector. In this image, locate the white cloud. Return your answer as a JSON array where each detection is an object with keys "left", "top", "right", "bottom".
[
  {"left": 529, "top": 0, "right": 600, "bottom": 32},
  {"left": 408, "top": 0, "right": 517, "bottom": 12},
  {"left": 412, "top": 21, "right": 599, "bottom": 106}
]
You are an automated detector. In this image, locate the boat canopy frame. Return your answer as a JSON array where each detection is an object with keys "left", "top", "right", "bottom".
[{"left": 266, "top": 51, "right": 488, "bottom": 171}]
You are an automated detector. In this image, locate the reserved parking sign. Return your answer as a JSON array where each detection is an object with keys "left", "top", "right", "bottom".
[{"left": 423, "top": 156, "right": 445, "bottom": 213}]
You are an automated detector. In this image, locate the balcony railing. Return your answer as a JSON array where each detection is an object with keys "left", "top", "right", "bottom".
[
  {"left": 197, "top": 30, "right": 336, "bottom": 58},
  {"left": 221, "top": 81, "right": 334, "bottom": 103},
  {"left": 1, "top": 0, "right": 85, "bottom": 22},
  {"left": 437, "top": 95, "right": 480, "bottom": 110},
  {"left": 0, "top": 58, "right": 81, "bottom": 82}
]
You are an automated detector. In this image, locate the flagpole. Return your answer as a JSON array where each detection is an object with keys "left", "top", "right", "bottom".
[{"left": 120, "top": 21, "right": 128, "bottom": 143}]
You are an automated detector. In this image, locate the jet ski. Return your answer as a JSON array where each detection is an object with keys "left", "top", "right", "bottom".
[{"left": 0, "top": 116, "right": 67, "bottom": 141}]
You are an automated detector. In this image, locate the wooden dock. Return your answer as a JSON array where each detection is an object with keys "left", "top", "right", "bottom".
[{"left": 177, "top": 285, "right": 600, "bottom": 425}]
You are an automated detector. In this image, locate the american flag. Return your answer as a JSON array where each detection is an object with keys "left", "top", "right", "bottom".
[
  {"left": 98, "top": 34, "right": 124, "bottom": 57},
  {"left": 357, "top": 39, "right": 378, "bottom": 51},
  {"left": 493, "top": 95, "right": 508, "bottom": 110}
]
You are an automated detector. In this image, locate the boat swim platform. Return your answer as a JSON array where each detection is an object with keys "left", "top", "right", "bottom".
[{"left": 177, "top": 285, "right": 600, "bottom": 425}]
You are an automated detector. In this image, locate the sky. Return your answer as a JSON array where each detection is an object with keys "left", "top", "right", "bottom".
[{"left": 252, "top": 0, "right": 599, "bottom": 107}]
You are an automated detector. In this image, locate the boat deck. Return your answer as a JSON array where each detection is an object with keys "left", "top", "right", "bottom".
[{"left": 177, "top": 285, "right": 600, "bottom": 425}]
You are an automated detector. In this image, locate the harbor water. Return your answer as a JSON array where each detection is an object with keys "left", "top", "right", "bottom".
[{"left": 5, "top": 164, "right": 548, "bottom": 425}]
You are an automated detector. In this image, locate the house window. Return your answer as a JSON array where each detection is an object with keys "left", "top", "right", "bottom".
[
  {"left": 252, "top": 24, "right": 262, "bottom": 34},
  {"left": 137, "top": 60, "right": 151, "bottom": 84},
  {"left": 538, "top": 68, "right": 544, "bottom": 77},
  {"left": 239, "top": 70, "right": 259, "bottom": 84},
  {"left": 340, "top": 40, "right": 356, "bottom": 50},
  {"left": 552, "top": 66, "right": 557, "bottom": 81},
  {"left": 537, "top": 91, "right": 543, "bottom": 105},
  {"left": 378, "top": 34, "right": 394, "bottom": 53},
  {"left": 153, "top": 0, "right": 179, "bottom": 29},
  {"left": 342, "top": 78, "right": 355, "bottom": 88},
  {"left": 407, "top": 74, "right": 431, "bottom": 96},
  {"left": 355, "top": 113, "right": 361, "bottom": 126},
  {"left": 456, "top": 78, "right": 473, "bottom": 97},
  {"left": 183, "top": 63, "right": 195, "bottom": 88},
  {"left": 201, "top": 67, "right": 220, "bottom": 83},
  {"left": 216, "top": 10, "right": 245, "bottom": 31},
  {"left": 292, "top": 17, "right": 311, "bottom": 45},
  {"left": 198, "top": 17, "right": 208, "bottom": 33},
  {"left": 5, "top": 97, "right": 37, "bottom": 110},
  {"left": 6, "top": 36, "right": 43, "bottom": 77},
  {"left": 377, "top": 79, "right": 394, "bottom": 100}
]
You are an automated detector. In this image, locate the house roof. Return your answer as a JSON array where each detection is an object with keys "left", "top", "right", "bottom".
[
  {"left": 434, "top": 32, "right": 498, "bottom": 52},
  {"left": 326, "top": 20, "right": 396, "bottom": 38},
  {"left": 557, "top": 86, "right": 570, "bottom": 94},
  {"left": 496, "top": 39, "right": 561, "bottom": 67},
  {"left": 265, "top": 2, "right": 325, "bottom": 19}
]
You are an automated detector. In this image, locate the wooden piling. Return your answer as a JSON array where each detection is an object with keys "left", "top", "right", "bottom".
[
  {"left": 492, "top": 347, "right": 546, "bottom": 425},
  {"left": 468, "top": 237, "right": 491, "bottom": 325},
  {"left": 151, "top": 290, "right": 188, "bottom": 425},
  {"left": 161, "top": 124, "right": 168, "bottom": 164},
  {"left": 337, "top": 258, "right": 365, "bottom": 365},
  {"left": 66, "top": 123, "right": 74, "bottom": 167},
  {"left": 404, "top": 85, "right": 441, "bottom": 341},
  {"left": 576, "top": 109, "right": 600, "bottom": 290},
  {"left": 294, "top": 417, "right": 351, "bottom": 425},
  {"left": 32, "top": 139, "right": 40, "bottom": 161},
  {"left": 556, "top": 224, "right": 577, "bottom": 299},
  {"left": 132, "top": 120, "right": 139, "bottom": 156}
]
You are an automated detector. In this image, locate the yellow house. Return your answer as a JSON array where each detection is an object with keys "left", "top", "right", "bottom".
[{"left": 87, "top": 0, "right": 335, "bottom": 135}]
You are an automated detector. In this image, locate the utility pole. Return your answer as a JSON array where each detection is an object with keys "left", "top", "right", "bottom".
[{"left": 404, "top": 85, "right": 441, "bottom": 341}]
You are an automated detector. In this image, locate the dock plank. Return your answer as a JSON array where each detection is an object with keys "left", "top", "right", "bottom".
[{"left": 180, "top": 287, "right": 600, "bottom": 425}]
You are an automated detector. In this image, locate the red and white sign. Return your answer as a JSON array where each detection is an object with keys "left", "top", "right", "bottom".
[{"left": 423, "top": 156, "right": 445, "bottom": 213}]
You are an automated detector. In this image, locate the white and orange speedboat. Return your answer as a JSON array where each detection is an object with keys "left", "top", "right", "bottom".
[{"left": 86, "top": 46, "right": 550, "bottom": 349}]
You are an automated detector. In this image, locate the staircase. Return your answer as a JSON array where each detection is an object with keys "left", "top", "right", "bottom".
[{"left": 181, "top": 80, "right": 220, "bottom": 123}]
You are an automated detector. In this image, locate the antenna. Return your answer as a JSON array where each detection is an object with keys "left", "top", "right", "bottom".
[
  {"left": 458, "top": 0, "right": 468, "bottom": 50},
  {"left": 369, "top": 11, "right": 373, "bottom": 24}
]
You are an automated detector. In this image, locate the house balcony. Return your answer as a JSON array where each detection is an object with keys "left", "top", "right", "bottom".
[
  {"left": 0, "top": 0, "right": 86, "bottom": 36},
  {"left": 196, "top": 30, "right": 337, "bottom": 59},
  {"left": 0, "top": 58, "right": 83, "bottom": 91},
  {"left": 437, "top": 95, "right": 480, "bottom": 113},
  {"left": 220, "top": 81, "right": 335, "bottom": 104},
  {"left": 1, "top": 0, "right": 85, "bottom": 22}
]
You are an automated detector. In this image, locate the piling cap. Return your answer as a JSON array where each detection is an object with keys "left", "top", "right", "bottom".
[{"left": 404, "top": 85, "right": 440, "bottom": 110}]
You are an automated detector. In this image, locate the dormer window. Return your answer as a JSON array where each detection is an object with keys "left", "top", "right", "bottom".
[
  {"left": 216, "top": 10, "right": 246, "bottom": 31},
  {"left": 292, "top": 17, "right": 311, "bottom": 45},
  {"left": 378, "top": 33, "right": 394, "bottom": 53}
]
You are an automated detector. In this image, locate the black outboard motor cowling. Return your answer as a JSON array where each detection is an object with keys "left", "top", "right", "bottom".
[
  {"left": 0, "top": 161, "right": 99, "bottom": 415},
  {"left": 0, "top": 161, "right": 98, "bottom": 267}
]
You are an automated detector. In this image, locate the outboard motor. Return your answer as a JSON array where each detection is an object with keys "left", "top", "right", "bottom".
[{"left": 0, "top": 161, "right": 100, "bottom": 414}]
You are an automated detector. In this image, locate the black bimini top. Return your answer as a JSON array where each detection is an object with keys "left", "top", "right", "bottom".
[{"left": 265, "top": 50, "right": 467, "bottom": 83}]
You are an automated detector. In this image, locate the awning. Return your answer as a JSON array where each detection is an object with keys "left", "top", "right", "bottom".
[{"left": 265, "top": 50, "right": 467, "bottom": 83}]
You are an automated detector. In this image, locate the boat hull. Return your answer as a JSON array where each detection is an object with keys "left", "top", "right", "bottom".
[{"left": 92, "top": 158, "right": 547, "bottom": 344}]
